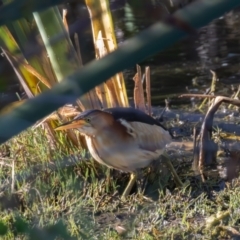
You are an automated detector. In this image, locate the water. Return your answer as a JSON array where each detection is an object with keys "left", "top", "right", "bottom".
[
  {"left": 111, "top": 1, "right": 240, "bottom": 106},
  {"left": 1, "top": 1, "right": 240, "bottom": 109}
]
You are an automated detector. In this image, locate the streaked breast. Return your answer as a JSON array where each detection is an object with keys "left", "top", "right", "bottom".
[{"left": 84, "top": 121, "right": 172, "bottom": 172}]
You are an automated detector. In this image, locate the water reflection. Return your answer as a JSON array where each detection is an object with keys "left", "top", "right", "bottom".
[
  {"left": 1, "top": 1, "right": 240, "bottom": 108},
  {"left": 112, "top": 1, "right": 240, "bottom": 106}
]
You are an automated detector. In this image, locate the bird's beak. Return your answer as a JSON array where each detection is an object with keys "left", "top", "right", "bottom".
[{"left": 55, "top": 119, "right": 87, "bottom": 131}]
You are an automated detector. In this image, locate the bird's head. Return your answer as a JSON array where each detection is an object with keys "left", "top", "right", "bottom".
[{"left": 55, "top": 109, "right": 114, "bottom": 136}]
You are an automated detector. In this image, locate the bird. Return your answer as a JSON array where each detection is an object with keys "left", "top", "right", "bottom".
[{"left": 55, "top": 107, "right": 183, "bottom": 198}]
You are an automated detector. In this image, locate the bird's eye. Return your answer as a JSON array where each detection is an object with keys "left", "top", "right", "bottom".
[{"left": 85, "top": 118, "right": 91, "bottom": 123}]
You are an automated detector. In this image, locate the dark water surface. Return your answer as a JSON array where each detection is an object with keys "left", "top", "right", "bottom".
[
  {"left": 1, "top": 1, "right": 240, "bottom": 109},
  {"left": 111, "top": 1, "right": 240, "bottom": 106}
]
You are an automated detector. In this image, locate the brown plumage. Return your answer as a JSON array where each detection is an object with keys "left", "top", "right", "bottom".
[{"left": 55, "top": 107, "right": 179, "bottom": 197}]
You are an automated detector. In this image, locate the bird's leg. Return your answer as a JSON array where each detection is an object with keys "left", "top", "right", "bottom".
[
  {"left": 121, "top": 172, "right": 137, "bottom": 199},
  {"left": 162, "top": 153, "right": 184, "bottom": 187},
  {"left": 136, "top": 169, "right": 149, "bottom": 195}
]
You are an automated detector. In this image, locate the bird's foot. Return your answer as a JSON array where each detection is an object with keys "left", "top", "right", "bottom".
[
  {"left": 121, "top": 173, "right": 137, "bottom": 200},
  {"left": 161, "top": 153, "right": 184, "bottom": 187}
]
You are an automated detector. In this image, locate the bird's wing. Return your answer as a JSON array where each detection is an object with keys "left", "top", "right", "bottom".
[
  {"left": 118, "top": 119, "right": 172, "bottom": 153},
  {"left": 104, "top": 107, "right": 168, "bottom": 130}
]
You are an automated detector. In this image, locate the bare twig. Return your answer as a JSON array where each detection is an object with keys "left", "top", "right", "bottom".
[
  {"left": 1, "top": 48, "right": 34, "bottom": 98},
  {"left": 218, "top": 225, "right": 240, "bottom": 237},
  {"left": 228, "top": 84, "right": 240, "bottom": 109},
  {"left": 198, "top": 70, "right": 218, "bottom": 110},
  {"left": 181, "top": 94, "right": 240, "bottom": 179},
  {"left": 192, "top": 126, "right": 199, "bottom": 175},
  {"left": 145, "top": 66, "right": 152, "bottom": 116},
  {"left": 133, "top": 65, "right": 146, "bottom": 112},
  {"left": 210, "top": 70, "right": 218, "bottom": 93},
  {"left": 180, "top": 94, "right": 217, "bottom": 99},
  {"left": 198, "top": 96, "right": 240, "bottom": 174}
]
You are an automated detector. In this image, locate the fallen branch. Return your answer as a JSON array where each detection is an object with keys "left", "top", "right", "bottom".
[{"left": 180, "top": 94, "right": 240, "bottom": 180}]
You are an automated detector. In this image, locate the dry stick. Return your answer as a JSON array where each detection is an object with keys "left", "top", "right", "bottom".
[
  {"left": 182, "top": 94, "right": 240, "bottom": 180},
  {"left": 208, "top": 69, "right": 218, "bottom": 105},
  {"left": 201, "top": 98, "right": 217, "bottom": 142},
  {"left": 133, "top": 65, "right": 146, "bottom": 112},
  {"left": 218, "top": 133, "right": 240, "bottom": 141},
  {"left": 133, "top": 72, "right": 145, "bottom": 112},
  {"left": 2, "top": 48, "right": 34, "bottom": 98},
  {"left": 105, "top": 79, "right": 120, "bottom": 107},
  {"left": 137, "top": 65, "right": 146, "bottom": 111},
  {"left": 228, "top": 84, "right": 240, "bottom": 109},
  {"left": 192, "top": 127, "right": 199, "bottom": 175},
  {"left": 199, "top": 98, "right": 221, "bottom": 182},
  {"left": 165, "top": 98, "right": 170, "bottom": 111},
  {"left": 210, "top": 70, "right": 217, "bottom": 93},
  {"left": 159, "top": 106, "right": 167, "bottom": 120},
  {"left": 198, "top": 90, "right": 211, "bottom": 110},
  {"left": 43, "top": 122, "right": 59, "bottom": 149},
  {"left": 198, "top": 70, "right": 218, "bottom": 110},
  {"left": 23, "top": 63, "right": 51, "bottom": 89},
  {"left": 145, "top": 66, "right": 152, "bottom": 116},
  {"left": 180, "top": 94, "right": 217, "bottom": 99},
  {"left": 133, "top": 73, "right": 138, "bottom": 109},
  {"left": 206, "top": 211, "right": 230, "bottom": 229},
  {"left": 218, "top": 226, "right": 240, "bottom": 237}
]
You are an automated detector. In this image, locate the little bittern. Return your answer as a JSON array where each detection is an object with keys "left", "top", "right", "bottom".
[{"left": 55, "top": 107, "right": 183, "bottom": 198}]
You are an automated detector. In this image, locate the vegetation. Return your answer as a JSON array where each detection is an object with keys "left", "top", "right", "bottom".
[
  {"left": 0, "top": 0, "right": 240, "bottom": 239},
  {"left": 0, "top": 0, "right": 239, "bottom": 142},
  {"left": 0, "top": 121, "right": 240, "bottom": 239}
]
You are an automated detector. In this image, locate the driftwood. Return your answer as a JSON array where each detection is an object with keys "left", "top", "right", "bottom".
[{"left": 180, "top": 94, "right": 240, "bottom": 181}]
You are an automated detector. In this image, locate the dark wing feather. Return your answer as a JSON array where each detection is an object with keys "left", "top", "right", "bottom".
[
  {"left": 104, "top": 107, "right": 168, "bottom": 130},
  {"left": 74, "top": 109, "right": 101, "bottom": 120}
]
